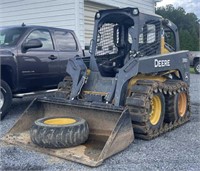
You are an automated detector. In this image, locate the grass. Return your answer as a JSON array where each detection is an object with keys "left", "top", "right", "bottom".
[{"left": 190, "top": 67, "right": 195, "bottom": 74}]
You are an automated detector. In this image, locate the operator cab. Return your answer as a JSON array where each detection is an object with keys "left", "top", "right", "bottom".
[{"left": 90, "top": 8, "right": 162, "bottom": 77}]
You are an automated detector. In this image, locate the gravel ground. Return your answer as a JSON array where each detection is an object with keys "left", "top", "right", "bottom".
[{"left": 0, "top": 74, "right": 200, "bottom": 171}]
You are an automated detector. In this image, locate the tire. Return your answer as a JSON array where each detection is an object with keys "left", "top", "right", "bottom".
[
  {"left": 164, "top": 94, "right": 177, "bottom": 123},
  {"left": 30, "top": 116, "right": 89, "bottom": 148},
  {"left": 165, "top": 91, "right": 188, "bottom": 123},
  {"left": 0, "top": 80, "right": 12, "bottom": 120},
  {"left": 148, "top": 92, "right": 165, "bottom": 130},
  {"left": 194, "top": 60, "right": 200, "bottom": 74},
  {"left": 126, "top": 81, "right": 166, "bottom": 138}
]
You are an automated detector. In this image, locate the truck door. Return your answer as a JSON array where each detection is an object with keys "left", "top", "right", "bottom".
[
  {"left": 17, "top": 29, "right": 60, "bottom": 91},
  {"left": 54, "top": 30, "right": 82, "bottom": 80}
]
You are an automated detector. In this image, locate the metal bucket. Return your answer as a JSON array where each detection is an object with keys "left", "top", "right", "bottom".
[{"left": 2, "top": 98, "right": 134, "bottom": 167}]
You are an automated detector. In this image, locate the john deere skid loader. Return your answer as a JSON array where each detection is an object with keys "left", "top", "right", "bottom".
[{"left": 2, "top": 8, "right": 190, "bottom": 166}]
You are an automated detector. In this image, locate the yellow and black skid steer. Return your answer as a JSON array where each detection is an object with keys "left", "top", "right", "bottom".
[{"left": 2, "top": 8, "right": 191, "bottom": 167}]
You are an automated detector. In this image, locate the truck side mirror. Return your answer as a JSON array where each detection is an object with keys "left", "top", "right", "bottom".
[{"left": 22, "top": 39, "right": 43, "bottom": 52}]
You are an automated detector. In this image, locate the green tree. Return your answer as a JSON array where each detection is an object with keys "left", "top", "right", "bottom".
[{"left": 156, "top": 5, "right": 200, "bottom": 51}]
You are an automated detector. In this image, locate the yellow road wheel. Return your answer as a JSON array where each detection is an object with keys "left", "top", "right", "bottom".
[
  {"left": 44, "top": 118, "right": 76, "bottom": 125},
  {"left": 178, "top": 92, "right": 187, "bottom": 117},
  {"left": 149, "top": 95, "right": 162, "bottom": 125},
  {"left": 148, "top": 92, "right": 165, "bottom": 129}
]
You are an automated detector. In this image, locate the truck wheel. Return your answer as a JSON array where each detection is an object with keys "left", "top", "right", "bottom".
[
  {"left": 148, "top": 93, "right": 165, "bottom": 129},
  {"left": 194, "top": 60, "right": 200, "bottom": 74},
  {"left": 30, "top": 116, "right": 89, "bottom": 148},
  {"left": 0, "top": 80, "right": 12, "bottom": 120}
]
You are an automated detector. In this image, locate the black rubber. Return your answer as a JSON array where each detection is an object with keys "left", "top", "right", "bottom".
[
  {"left": 194, "top": 60, "right": 200, "bottom": 74},
  {"left": 30, "top": 116, "right": 89, "bottom": 148},
  {"left": 164, "top": 94, "right": 178, "bottom": 123},
  {"left": 0, "top": 80, "right": 12, "bottom": 120}
]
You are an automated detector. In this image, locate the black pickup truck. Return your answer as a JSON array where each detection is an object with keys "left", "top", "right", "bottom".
[{"left": 0, "top": 25, "right": 85, "bottom": 119}]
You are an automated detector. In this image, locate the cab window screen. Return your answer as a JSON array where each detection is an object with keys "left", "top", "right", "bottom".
[
  {"left": 95, "top": 23, "right": 118, "bottom": 56},
  {"left": 138, "top": 20, "right": 161, "bottom": 56}
]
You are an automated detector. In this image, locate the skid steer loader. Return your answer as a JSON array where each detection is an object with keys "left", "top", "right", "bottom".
[{"left": 2, "top": 8, "right": 191, "bottom": 167}]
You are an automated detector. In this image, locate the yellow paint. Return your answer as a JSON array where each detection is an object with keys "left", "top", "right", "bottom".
[
  {"left": 149, "top": 95, "right": 162, "bottom": 125},
  {"left": 44, "top": 118, "right": 76, "bottom": 125},
  {"left": 127, "top": 74, "right": 167, "bottom": 95},
  {"left": 161, "top": 36, "right": 170, "bottom": 54},
  {"left": 178, "top": 92, "right": 187, "bottom": 117},
  {"left": 86, "top": 69, "right": 91, "bottom": 76}
]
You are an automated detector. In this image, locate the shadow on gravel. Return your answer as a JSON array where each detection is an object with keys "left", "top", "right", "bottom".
[
  {"left": 3, "top": 98, "right": 34, "bottom": 120},
  {"left": 190, "top": 104, "right": 200, "bottom": 122},
  {"left": 2, "top": 164, "right": 46, "bottom": 171}
]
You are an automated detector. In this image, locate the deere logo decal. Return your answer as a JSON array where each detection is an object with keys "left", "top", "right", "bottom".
[{"left": 154, "top": 59, "right": 170, "bottom": 68}]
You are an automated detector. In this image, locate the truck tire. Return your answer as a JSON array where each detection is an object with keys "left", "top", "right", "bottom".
[
  {"left": 194, "top": 60, "right": 200, "bottom": 74},
  {"left": 0, "top": 80, "right": 12, "bottom": 120},
  {"left": 30, "top": 116, "right": 89, "bottom": 148}
]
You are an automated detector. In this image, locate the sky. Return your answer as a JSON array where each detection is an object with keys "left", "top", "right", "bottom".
[{"left": 156, "top": 0, "right": 200, "bottom": 19}]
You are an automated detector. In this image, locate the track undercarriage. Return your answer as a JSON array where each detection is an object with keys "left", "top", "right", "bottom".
[
  {"left": 126, "top": 79, "right": 190, "bottom": 140},
  {"left": 57, "top": 76, "right": 191, "bottom": 140}
]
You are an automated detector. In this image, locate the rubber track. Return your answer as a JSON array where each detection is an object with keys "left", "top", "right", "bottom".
[
  {"left": 55, "top": 76, "right": 72, "bottom": 99},
  {"left": 126, "top": 79, "right": 191, "bottom": 140}
]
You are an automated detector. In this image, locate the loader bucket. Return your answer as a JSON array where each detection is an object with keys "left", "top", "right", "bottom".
[{"left": 2, "top": 98, "right": 134, "bottom": 167}]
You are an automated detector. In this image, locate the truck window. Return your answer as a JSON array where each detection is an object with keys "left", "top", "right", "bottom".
[
  {"left": 0, "top": 28, "right": 27, "bottom": 47},
  {"left": 54, "top": 31, "right": 77, "bottom": 51},
  {"left": 25, "top": 29, "right": 54, "bottom": 50}
]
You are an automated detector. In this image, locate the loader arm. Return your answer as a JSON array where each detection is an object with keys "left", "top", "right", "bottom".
[{"left": 66, "top": 57, "right": 87, "bottom": 100}]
